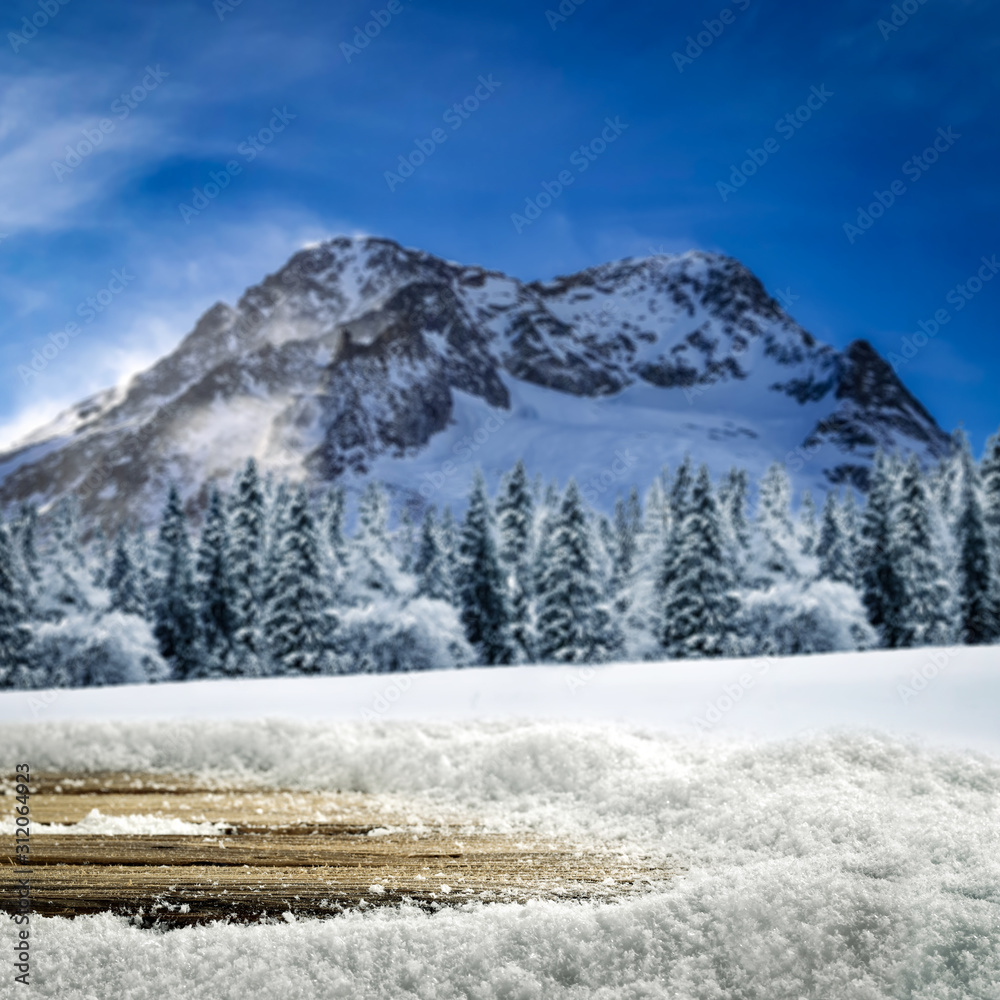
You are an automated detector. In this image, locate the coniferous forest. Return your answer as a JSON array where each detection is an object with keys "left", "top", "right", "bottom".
[{"left": 3, "top": 431, "right": 1000, "bottom": 689}]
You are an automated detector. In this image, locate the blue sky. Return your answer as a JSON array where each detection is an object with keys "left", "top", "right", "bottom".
[{"left": 0, "top": 0, "right": 997, "bottom": 452}]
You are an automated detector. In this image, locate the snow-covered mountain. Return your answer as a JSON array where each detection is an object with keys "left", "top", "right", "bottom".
[{"left": 0, "top": 235, "right": 950, "bottom": 526}]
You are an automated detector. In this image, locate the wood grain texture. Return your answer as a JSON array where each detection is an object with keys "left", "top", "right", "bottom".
[{"left": 1, "top": 772, "right": 673, "bottom": 924}]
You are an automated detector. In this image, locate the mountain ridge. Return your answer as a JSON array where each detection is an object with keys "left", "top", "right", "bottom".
[{"left": 0, "top": 235, "right": 951, "bottom": 526}]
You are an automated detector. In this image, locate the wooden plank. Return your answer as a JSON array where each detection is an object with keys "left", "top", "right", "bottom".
[{"left": 0, "top": 772, "right": 674, "bottom": 924}]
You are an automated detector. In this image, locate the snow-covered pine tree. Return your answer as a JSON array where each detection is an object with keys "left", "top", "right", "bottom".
[
  {"left": 954, "top": 440, "right": 999, "bottom": 644},
  {"left": 414, "top": 507, "right": 454, "bottom": 602},
  {"left": 397, "top": 509, "right": 416, "bottom": 574},
  {"left": 717, "top": 468, "right": 751, "bottom": 582},
  {"left": 797, "top": 491, "right": 819, "bottom": 557},
  {"left": 610, "top": 487, "right": 642, "bottom": 596},
  {"left": 860, "top": 453, "right": 904, "bottom": 646},
  {"left": 89, "top": 527, "right": 109, "bottom": 588},
  {"left": 319, "top": 485, "right": 348, "bottom": 569},
  {"left": 981, "top": 429, "right": 1000, "bottom": 589},
  {"left": 196, "top": 487, "right": 236, "bottom": 675},
  {"left": 316, "top": 485, "right": 348, "bottom": 603},
  {"left": 0, "top": 522, "right": 33, "bottom": 687},
  {"left": 455, "top": 471, "right": 514, "bottom": 665},
  {"left": 345, "top": 481, "right": 400, "bottom": 599},
  {"left": 261, "top": 484, "right": 331, "bottom": 674},
  {"left": 496, "top": 460, "right": 534, "bottom": 567},
  {"left": 8, "top": 503, "right": 40, "bottom": 608},
  {"left": 817, "top": 492, "right": 856, "bottom": 586},
  {"left": 439, "top": 506, "right": 459, "bottom": 584},
  {"left": 535, "top": 480, "right": 609, "bottom": 663},
  {"left": 107, "top": 529, "right": 147, "bottom": 617},
  {"left": 495, "top": 460, "right": 535, "bottom": 661},
  {"left": 227, "top": 458, "right": 265, "bottom": 666},
  {"left": 893, "top": 455, "right": 955, "bottom": 647},
  {"left": 41, "top": 495, "right": 91, "bottom": 614},
  {"left": 753, "top": 463, "right": 798, "bottom": 582},
  {"left": 659, "top": 465, "right": 737, "bottom": 659},
  {"left": 153, "top": 485, "right": 204, "bottom": 679},
  {"left": 667, "top": 457, "right": 693, "bottom": 538}
]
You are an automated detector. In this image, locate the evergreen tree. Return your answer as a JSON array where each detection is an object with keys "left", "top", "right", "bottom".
[
  {"left": 0, "top": 523, "right": 32, "bottom": 687},
  {"left": 397, "top": 509, "right": 416, "bottom": 574},
  {"left": 860, "top": 453, "right": 904, "bottom": 646},
  {"left": 317, "top": 485, "right": 348, "bottom": 602},
  {"left": 535, "top": 480, "right": 609, "bottom": 663},
  {"left": 153, "top": 486, "right": 204, "bottom": 679},
  {"left": 227, "top": 458, "right": 265, "bottom": 659},
  {"left": 44, "top": 495, "right": 90, "bottom": 612},
  {"left": 196, "top": 487, "right": 236, "bottom": 673},
  {"left": 262, "top": 484, "right": 330, "bottom": 674},
  {"left": 798, "top": 491, "right": 819, "bottom": 557},
  {"left": 455, "top": 471, "right": 514, "bottom": 665},
  {"left": 659, "top": 465, "right": 737, "bottom": 658},
  {"left": 611, "top": 487, "right": 642, "bottom": 594},
  {"left": 13, "top": 503, "right": 40, "bottom": 585},
  {"left": 107, "top": 529, "right": 146, "bottom": 617},
  {"left": 718, "top": 467, "right": 751, "bottom": 570},
  {"left": 414, "top": 507, "right": 453, "bottom": 602},
  {"left": 347, "top": 481, "right": 398, "bottom": 598},
  {"left": 495, "top": 460, "right": 535, "bottom": 660},
  {"left": 981, "top": 429, "right": 1000, "bottom": 588},
  {"left": 668, "top": 457, "right": 693, "bottom": 536},
  {"left": 817, "top": 492, "right": 856, "bottom": 586},
  {"left": 893, "top": 456, "right": 954, "bottom": 647},
  {"left": 89, "top": 527, "right": 109, "bottom": 588},
  {"left": 439, "top": 506, "right": 459, "bottom": 582},
  {"left": 954, "top": 441, "right": 999, "bottom": 644},
  {"left": 496, "top": 460, "right": 534, "bottom": 568},
  {"left": 754, "top": 463, "right": 798, "bottom": 581},
  {"left": 319, "top": 485, "right": 348, "bottom": 569}
]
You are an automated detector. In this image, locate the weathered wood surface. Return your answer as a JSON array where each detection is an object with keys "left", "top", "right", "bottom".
[{"left": 1, "top": 772, "right": 672, "bottom": 924}]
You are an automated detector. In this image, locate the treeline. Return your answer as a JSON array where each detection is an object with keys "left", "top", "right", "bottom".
[{"left": 2, "top": 430, "right": 1000, "bottom": 689}]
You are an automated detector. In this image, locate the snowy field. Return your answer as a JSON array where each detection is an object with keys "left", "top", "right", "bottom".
[{"left": 3, "top": 647, "right": 1000, "bottom": 999}]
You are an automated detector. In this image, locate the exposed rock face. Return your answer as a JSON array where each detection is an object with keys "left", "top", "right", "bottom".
[{"left": 0, "top": 236, "right": 950, "bottom": 526}]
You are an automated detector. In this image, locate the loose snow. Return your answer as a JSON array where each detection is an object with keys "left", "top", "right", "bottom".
[{"left": 3, "top": 648, "right": 999, "bottom": 998}]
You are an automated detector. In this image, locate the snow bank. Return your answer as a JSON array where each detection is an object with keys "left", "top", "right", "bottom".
[
  {"left": 2, "top": 645, "right": 999, "bottom": 754},
  {"left": 11, "top": 725, "right": 1000, "bottom": 999},
  {"left": 4, "top": 649, "right": 999, "bottom": 998}
]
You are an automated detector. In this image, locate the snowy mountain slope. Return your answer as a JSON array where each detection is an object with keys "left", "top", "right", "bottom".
[{"left": 0, "top": 235, "right": 950, "bottom": 526}]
